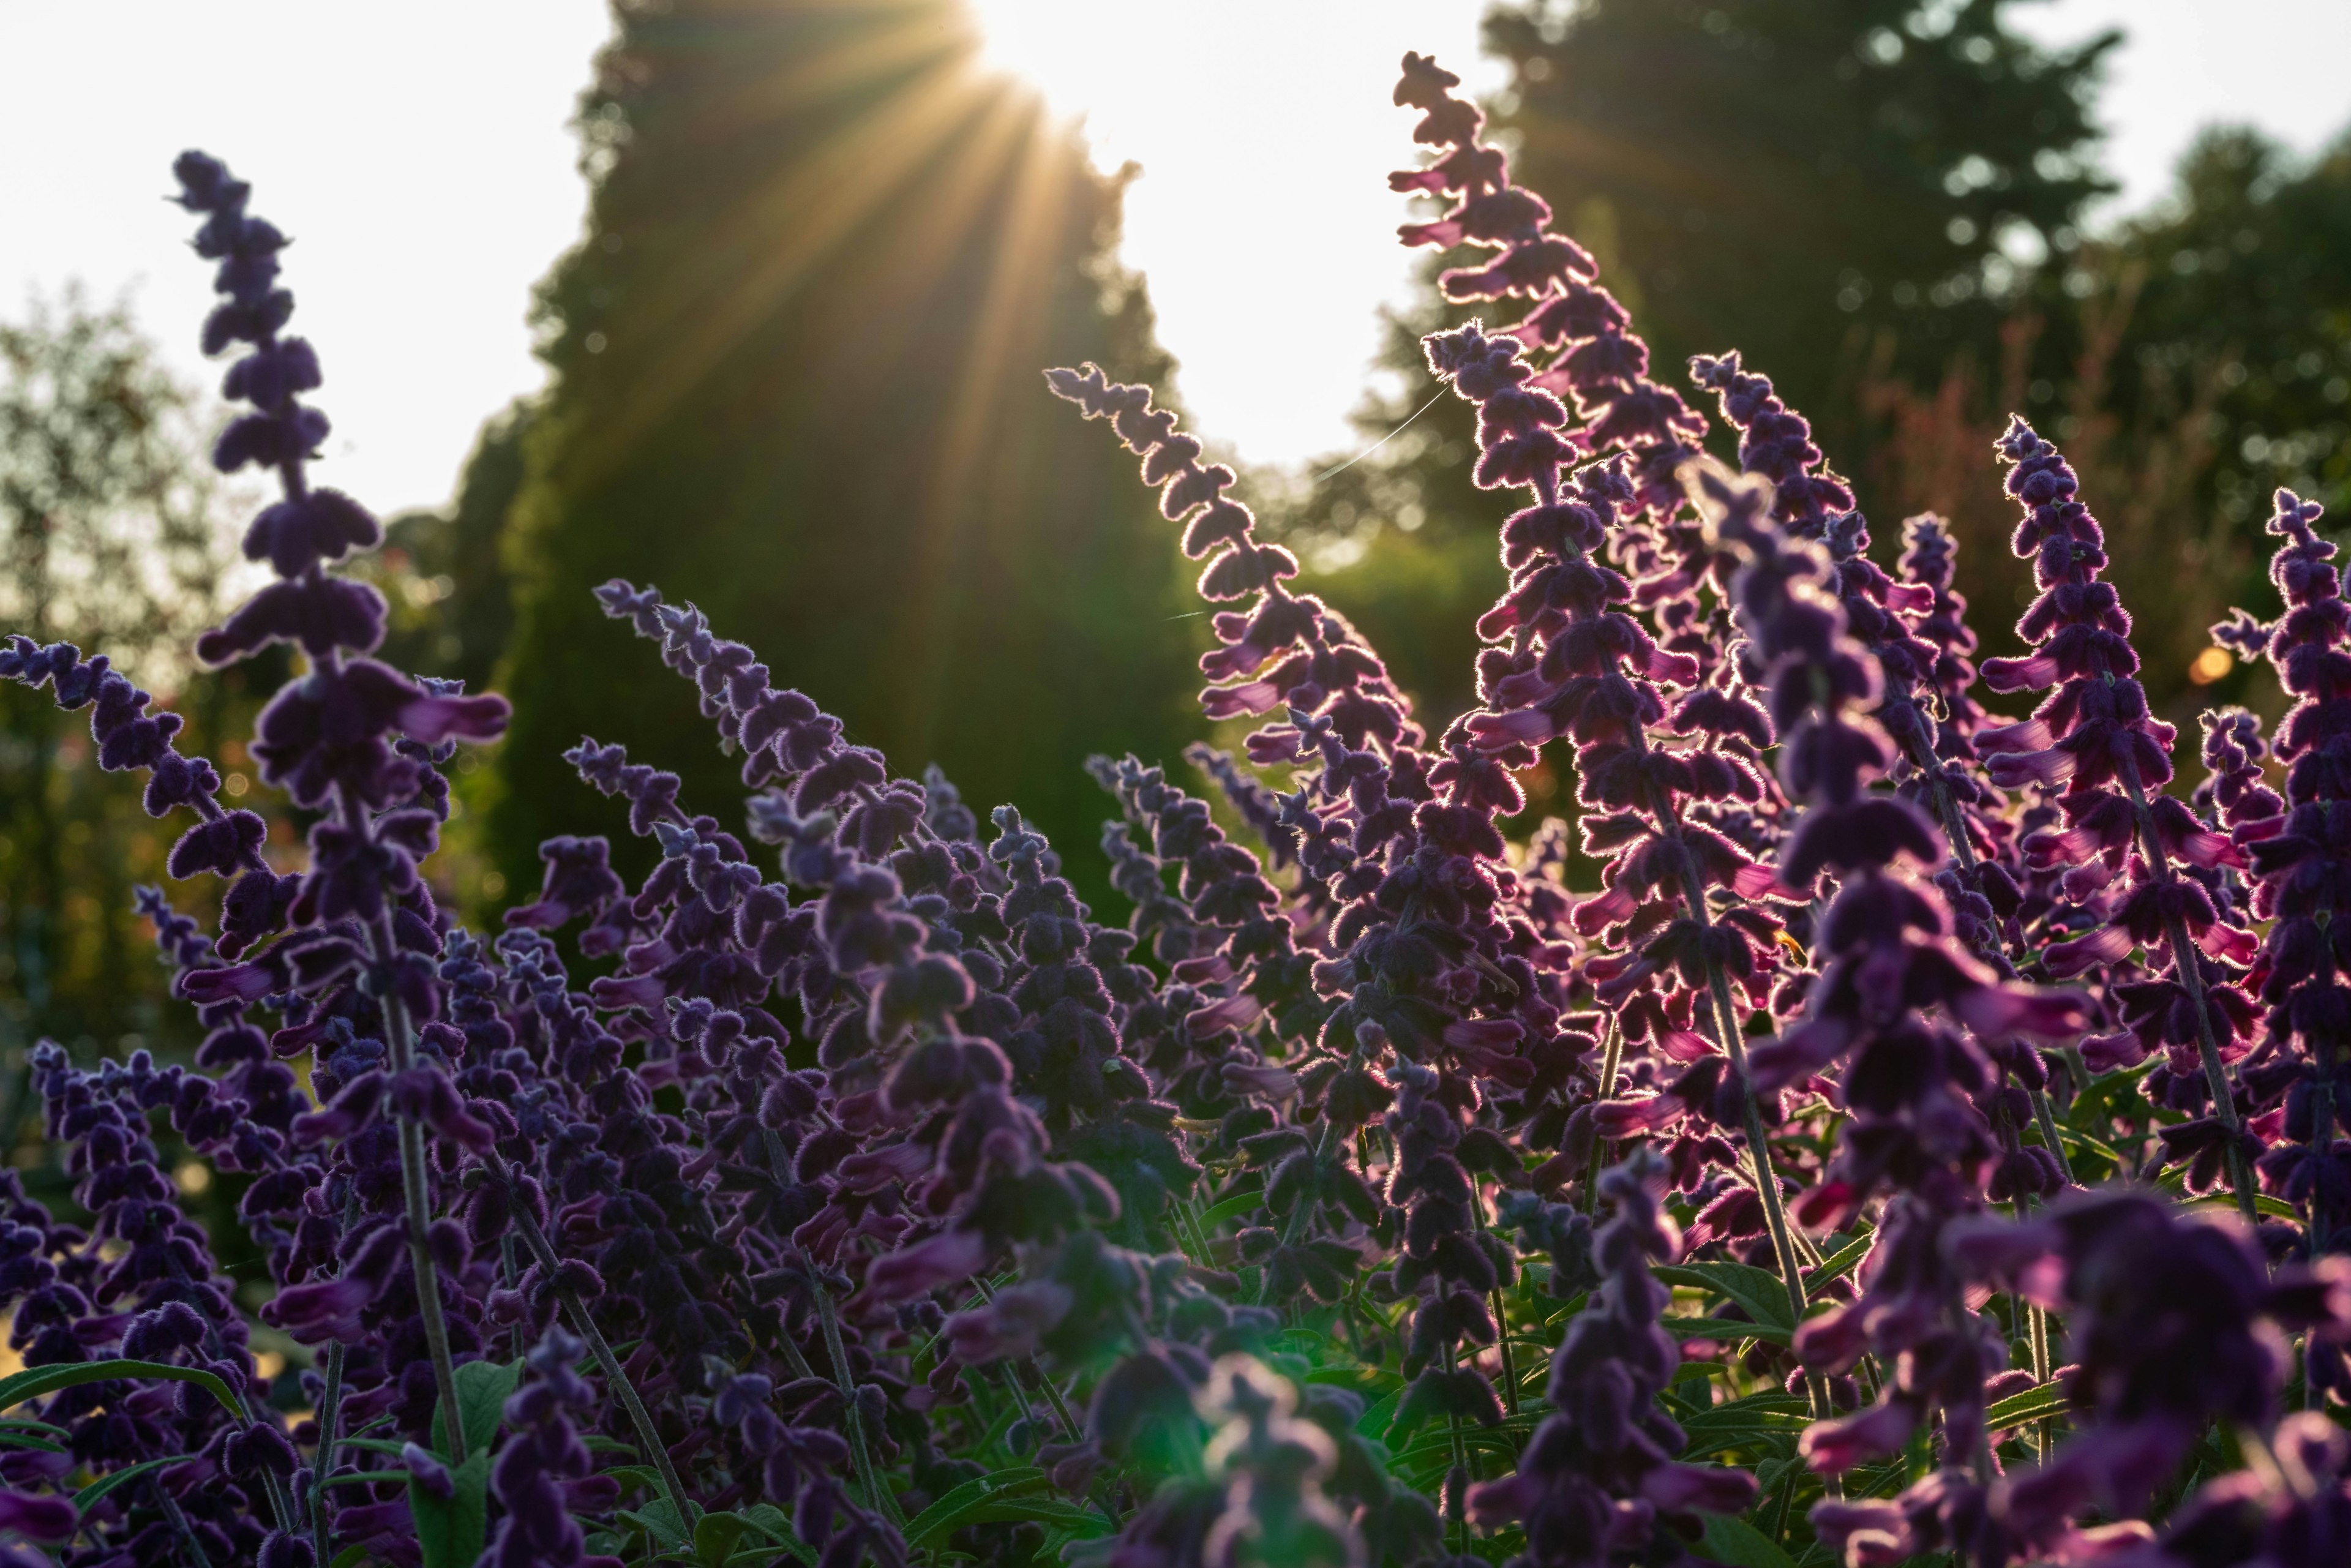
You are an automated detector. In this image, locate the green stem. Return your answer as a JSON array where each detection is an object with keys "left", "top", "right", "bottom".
[
  {"left": 1912, "top": 732, "right": 2077, "bottom": 1188},
  {"left": 152, "top": 1474, "right": 216, "bottom": 1568},
  {"left": 2118, "top": 763, "right": 2259, "bottom": 1223},
  {"left": 310, "top": 1339, "right": 346, "bottom": 1564},
  {"left": 500, "top": 1165, "right": 695, "bottom": 1525},
  {"left": 338, "top": 773, "right": 467, "bottom": 1464},
  {"left": 1491, "top": 1285, "right": 1519, "bottom": 1416},
  {"left": 757, "top": 1130, "right": 904, "bottom": 1528},
  {"left": 1638, "top": 775, "right": 1837, "bottom": 1453},
  {"left": 1580, "top": 1017, "right": 1624, "bottom": 1216}
]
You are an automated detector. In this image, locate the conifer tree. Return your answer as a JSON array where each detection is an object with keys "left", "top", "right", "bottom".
[{"left": 490, "top": 0, "right": 1199, "bottom": 904}]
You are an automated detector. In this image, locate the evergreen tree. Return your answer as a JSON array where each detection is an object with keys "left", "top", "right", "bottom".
[
  {"left": 373, "top": 399, "right": 531, "bottom": 699},
  {"left": 2102, "top": 127, "right": 2351, "bottom": 531},
  {"left": 1262, "top": 0, "right": 2115, "bottom": 733},
  {"left": 489, "top": 0, "right": 1200, "bottom": 908},
  {"left": 1489, "top": 0, "right": 2112, "bottom": 441}
]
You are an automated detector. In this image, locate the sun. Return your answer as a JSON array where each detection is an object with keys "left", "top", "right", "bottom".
[{"left": 963, "top": 0, "right": 1152, "bottom": 157}]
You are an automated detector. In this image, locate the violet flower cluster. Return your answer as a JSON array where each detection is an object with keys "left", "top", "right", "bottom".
[{"left": 12, "top": 54, "right": 2351, "bottom": 1568}]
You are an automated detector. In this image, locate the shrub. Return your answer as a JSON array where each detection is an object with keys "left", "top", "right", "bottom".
[{"left": 5, "top": 51, "right": 2351, "bottom": 1568}]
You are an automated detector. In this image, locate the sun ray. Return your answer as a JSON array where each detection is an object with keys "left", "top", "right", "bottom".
[
  {"left": 890, "top": 100, "right": 1078, "bottom": 743},
  {"left": 587, "top": 53, "right": 1000, "bottom": 468}
]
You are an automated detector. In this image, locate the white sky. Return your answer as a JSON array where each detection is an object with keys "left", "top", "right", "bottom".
[{"left": 3, "top": 0, "right": 2347, "bottom": 517}]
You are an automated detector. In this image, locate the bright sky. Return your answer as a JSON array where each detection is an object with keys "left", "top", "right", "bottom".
[{"left": 3, "top": 0, "right": 2347, "bottom": 516}]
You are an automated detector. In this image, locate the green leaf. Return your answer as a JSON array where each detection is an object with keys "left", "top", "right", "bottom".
[
  {"left": 738, "top": 1503, "right": 817, "bottom": 1567},
  {"left": 0, "top": 1429, "right": 65, "bottom": 1454},
  {"left": 430, "top": 1358, "right": 520, "bottom": 1462},
  {"left": 1659, "top": 1316, "right": 1791, "bottom": 1348},
  {"left": 1674, "top": 1394, "right": 1809, "bottom": 1459},
  {"left": 1701, "top": 1513, "right": 1799, "bottom": 1568},
  {"left": 0, "top": 1419, "right": 69, "bottom": 1439},
  {"left": 1654, "top": 1262, "right": 1798, "bottom": 1334},
  {"left": 584, "top": 1434, "right": 639, "bottom": 1455},
  {"left": 75, "top": 1454, "right": 192, "bottom": 1512},
  {"left": 697, "top": 1509, "right": 759, "bottom": 1566},
  {"left": 323, "top": 1471, "right": 416, "bottom": 1489},
  {"left": 1806, "top": 1234, "right": 1872, "bottom": 1286},
  {"left": 340, "top": 1438, "right": 412, "bottom": 1460},
  {"left": 904, "top": 1467, "right": 1051, "bottom": 1548},
  {"left": 0, "top": 1358, "right": 239, "bottom": 1419},
  {"left": 1985, "top": 1381, "right": 2071, "bottom": 1433},
  {"left": 1303, "top": 1365, "right": 1404, "bottom": 1396},
  {"left": 329, "top": 1547, "right": 374, "bottom": 1568},
  {"left": 410, "top": 1450, "right": 492, "bottom": 1568},
  {"left": 604, "top": 1465, "right": 670, "bottom": 1493},
  {"left": 2186, "top": 1191, "right": 2301, "bottom": 1221},
  {"left": 962, "top": 1498, "right": 1115, "bottom": 1537},
  {"left": 1198, "top": 1190, "right": 1267, "bottom": 1229},
  {"left": 624, "top": 1500, "right": 695, "bottom": 1554}
]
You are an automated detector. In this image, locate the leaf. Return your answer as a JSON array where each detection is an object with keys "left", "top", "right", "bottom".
[
  {"left": 604, "top": 1465, "right": 670, "bottom": 1493},
  {"left": 2186, "top": 1191, "right": 2301, "bottom": 1221},
  {"left": 1198, "top": 1190, "right": 1267, "bottom": 1229},
  {"left": 329, "top": 1547, "right": 374, "bottom": 1568},
  {"left": 0, "top": 1419, "right": 69, "bottom": 1439},
  {"left": 324, "top": 1471, "right": 414, "bottom": 1489},
  {"left": 410, "top": 1450, "right": 492, "bottom": 1568},
  {"left": 1674, "top": 1394, "right": 1809, "bottom": 1459},
  {"left": 904, "top": 1467, "right": 1051, "bottom": 1548},
  {"left": 1659, "top": 1316, "right": 1791, "bottom": 1348},
  {"left": 0, "top": 1358, "right": 239, "bottom": 1419},
  {"left": 697, "top": 1509, "right": 759, "bottom": 1566},
  {"left": 962, "top": 1498, "right": 1115, "bottom": 1537},
  {"left": 74, "top": 1454, "right": 191, "bottom": 1512},
  {"left": 0, "top": 1429, "right": 65, "bottom": 1454},
  {"left": 1807, "top": 1234, "right": 1872, "bottom": 1286},
  {"left": 430, "top": 1357, "right": 521, "bottom": 1463},
  {"left": 1303, "top": 1365, "right": 1404, "bottom": 1396},
  {"left": 340, "top": 1438, "right": 412, "bottom": 1460},
  {"left": 738, "top": 1503, "right": 817, "bottom": 1567},
  {"left": 1654, "top": 1262, "right": 1799, "bottom": 1334},
  {"left": 1985, "top": 1381, "right": 2071, "bottom": 1433},
  {"left": 585, "top": 1435, "right": 640, "bottom": 1455},
  {"left": 624, "top": 1499, "right": 695, "bottom": 1554},
  {"left": 1701, "top": 1514, "right": 1799, "bottom": 1568}
]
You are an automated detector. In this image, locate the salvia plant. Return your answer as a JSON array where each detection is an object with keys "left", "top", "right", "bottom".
[{"left": 6, "top": 51, "right": 2351, "bottom": 1568}]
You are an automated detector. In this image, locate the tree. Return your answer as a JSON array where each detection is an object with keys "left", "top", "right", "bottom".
[
  {"left": 2099, "top": 127, "right": 2351, "bottom": 533},
  {"left": 371, "top": 399, "right": 532, "bottom": 699},
  {"left": 1488, "top": 0, "right": 2112, "bottom": 445},
  {"left": 487, "top": 0, "right": 1202, "bottom": 909},
  {"left": 0, "top": 294, "right": 265, "bottom": 1094},
  {"left": 1256, "top": 0, "right": 2117, "bottom": 730}
]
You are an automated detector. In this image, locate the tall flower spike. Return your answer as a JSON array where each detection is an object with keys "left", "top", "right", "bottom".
[
  {"left": 1392, "top": 54, "right": 1705, "bottom": 519},
  {"left": 2235, "top": 492, "right": 2351, "bottom": 1286},
  {"left": 169, "top": 151, "right": 508, "bottom": 1472},
  {"left": 1043, "top": 366, "right": 1417, "bottom": 757},
  {"left": 1697, "top": 461, "right": 2082, "bottom": 1554},
  {"left": 1976, "top": 418, "right": 2262, "bottom": 1218},
  {"left": 1946, "top": 1191, "right": 2351, "bottom": 1558},
  {"left": 1466, "top": 1150, "right": 1757, "bottom": 1567}
]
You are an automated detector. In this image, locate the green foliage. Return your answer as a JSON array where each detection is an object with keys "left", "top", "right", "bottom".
[
  {"left": 1488, "top": 0, "right": 2112, "bottom": 440},
  {"left": 485, "top": 0, "right": 1203, "bottom": 913},
  {"left": 0, "top": 1357, "right": 242, "bottom": 1419},
  {"left": 2102, "top": 127, "right": 2351, "bottom": 530},
  {"left": 372, "top": 399, "right": 533, "bottom": 697},
  {"left": 0, "top": 294, "right": 274, "bottom": 1131}
]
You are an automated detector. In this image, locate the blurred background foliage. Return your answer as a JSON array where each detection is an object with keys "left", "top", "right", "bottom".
[{"left": 11, "top": 0, "right": 2351, "bottom": 1087}]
